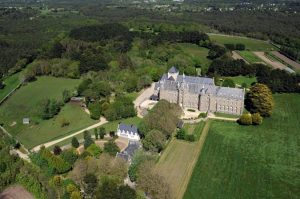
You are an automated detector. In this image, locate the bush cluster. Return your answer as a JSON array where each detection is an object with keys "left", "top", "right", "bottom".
[{"left": 238, "top": 113, "right": 263, "bottom": 126}]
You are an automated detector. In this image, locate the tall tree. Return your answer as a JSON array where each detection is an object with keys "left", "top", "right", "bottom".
[{"left": 245, "top": 83, "right": 274, "bottom": 117}]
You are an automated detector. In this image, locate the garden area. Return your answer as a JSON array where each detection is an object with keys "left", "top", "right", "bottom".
[{"left": 184, "top": 94, "right": 300, "bottom": 199}]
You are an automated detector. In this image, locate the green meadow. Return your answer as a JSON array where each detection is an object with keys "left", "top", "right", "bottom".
[
  {"left": 0, "top": 76, "right": 97, "bottom": 148},
  {"left": 0, "top": 72, "right": 21, "bottom": 102},
  {"left": 184, "top": 94, "right": 300, "bottom": 199},
  {"left": 209, "top": 34, "right": 276, "bottom": 51}
]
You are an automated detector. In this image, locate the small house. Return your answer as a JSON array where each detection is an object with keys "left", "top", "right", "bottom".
[{"left": 117, "top": 123, "right": 140, "bottom": 141}]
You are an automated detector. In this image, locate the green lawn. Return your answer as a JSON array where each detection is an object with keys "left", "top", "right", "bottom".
[
  {"left": 184, "top": 94, "right": 300, "bottom": 199},
  {"left": 209, "top": 34, "right": 276, "bottom": 51},
  {"left": 225, "top": 75, "right": 257, "bottom": 88},
  {"left": 51, "top": 116, "right": 142, "bottom": 148},
  {"left": 183, "top": 121, "right": 205, "bottom": 140},
  {"left": 0, "top": 73, "right": 21, "bottom": 102},
  {"left": 178, "top": 43, "right": 211, "bottom": 69},
  {"left": 0, "top": 76, "right": 98, "bottom": 148},
  {"left": 237, "top": 51, "right": 263, "bottom": 63}
]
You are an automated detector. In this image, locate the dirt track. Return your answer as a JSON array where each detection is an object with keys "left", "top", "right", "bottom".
[
  {"left": 253, "top": 52, "right": 286, "bottom": 70},
  {"left": 0, "top": 185, "right": 34, "bottom": 199}
]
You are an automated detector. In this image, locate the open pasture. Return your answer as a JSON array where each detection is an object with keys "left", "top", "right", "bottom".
[
  {"left": 184, "top": 94, "right": 300, "bottom": 199},
  {"left": 0, "top": 72, "right": 21, "bottom": 102},
  {"left": 209, "top": 34, "right": 276, "bottom": 51},
  {"left": 0, "top": 76, "right": 98, "bottom": 148}
]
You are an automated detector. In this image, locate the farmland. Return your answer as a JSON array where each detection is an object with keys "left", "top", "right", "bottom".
[
  {"left": 237, "top": 51, "right": 263, "bottom": 63},
  {"left": 209, "top": 34, "right": 276, "bottom": 51},
  {"left": 184, "top": 94, "right": 300, "bottom": 199},
  {"left": 0, "top": 76, "right": 98, "bottom": 148}
]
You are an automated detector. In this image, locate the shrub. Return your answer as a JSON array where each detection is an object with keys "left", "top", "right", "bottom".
[
  {"left": 53, "top": 145, "right": 62, "bottom": 155},
  {"left": 99, "top": 127, "right": 106, "bottom": 139},
  {"left": 60, "top": 118, "right": 70, "bottom": 127},
  {"left": 86, "top": 144, "right": 102, "bottom": 157},
  {"left": 238, "top": 113, "right": 252, "bottom": 125},
  {"left": 71, "top": 137, "right": 79, "bottom": 148},
  {"left": 252, "top": 113, "right": 263, "bottom": 125},
  {"left": 104, "top": 141, "right": 120, "bottom": 156},
  {"left": 176, "top": 129, "right": 186, "bottom": 140},
  {"left": 60, "top": 149, "right": 78, "bottom": 165},
  {"left": 198, "top": 112, "right": 207, "bottom": 118},
  {"left": 187, "top": 109, "right": 196, "bottom": 112},
  {"left": 88, "top": 102, "right": 102, "bottom": 120},
  {"left": 185, "top": 134, "right": 195, "bottom": 142},
  {"left": 222, "top": 78, "right": 235, "bottom": 88}
]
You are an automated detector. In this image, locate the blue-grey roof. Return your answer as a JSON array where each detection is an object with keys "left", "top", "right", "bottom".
[
  {"left": 168, "top": 66, "right": 179, "bottom": 73},
  {"left": 216, "top": 87, "right": 244, "bottom": 100},
  {"left": 118, "top": 123, "right": 138, "bottom": 135},
  {"left": 116, "top": 141, "right": 141, "bottom": 162},
  {"left": 177, "top": 75, "right": 214, "bottom": 85}
]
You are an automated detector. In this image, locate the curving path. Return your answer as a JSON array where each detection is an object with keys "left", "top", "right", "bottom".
[{"left": 31, "top": 117, "right": 108, "bottom": 152}]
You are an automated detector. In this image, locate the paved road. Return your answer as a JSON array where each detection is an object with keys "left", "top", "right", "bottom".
[
  {"left": 133, "top": 83, "right": 155, "bottom": 118},
  {"left": 31, "top": 117, "right": 108, "bottom": 152}
]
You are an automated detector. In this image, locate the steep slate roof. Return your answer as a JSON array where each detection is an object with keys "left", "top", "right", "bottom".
[
  {"left": 116, "top": 141, "right": 141, "bottom": 162},
  {"left": 119, "top": 123, "right": 138, "bottom": 135},
  {"left": 157, "top": 67, "right": 244, "bottom": 100},
  {"left": 168, "top": 66, "right": 179, "bottom": 73}
]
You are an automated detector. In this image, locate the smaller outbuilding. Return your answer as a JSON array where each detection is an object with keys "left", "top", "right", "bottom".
[
  {"left": 23, "top": 118, "right": 30, "bottom": 125},
  {"left": 117, "top": 123, "right": 140, "bottom": 141}
]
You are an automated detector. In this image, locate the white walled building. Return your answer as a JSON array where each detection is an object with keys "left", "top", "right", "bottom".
[{"left": 117, "top": 123, "right": 140, "bottom": 141}]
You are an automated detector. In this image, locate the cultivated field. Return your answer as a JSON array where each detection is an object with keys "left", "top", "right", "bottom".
[
  {"left": 237, "top": 51, "right": 263, "bottom": 63},
  {"left": 209, "top": 34, "right": 275, "bottom": 51},
  {"left": 0, "top": 76, "right": 98, "bottom": 148},
  {"left": 155, "top": 121, "right": 211, "bottom": 199},
  {"left": 0, "top": 72, "right": 21, "bottom": 102},
  {"left": 271, "top": 51, "right": 300, "bottom": 72},
  {"left": 184, "top": 94, "right": 300, "bottom": 199},
  {"left": 253, "top": 51, "right": 287, "bottom": 70}
]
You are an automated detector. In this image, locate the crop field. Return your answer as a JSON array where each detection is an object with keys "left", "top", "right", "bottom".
[
  {"left": 0, "top": 76, "right": 98, "bottom": 148},
  {"left": 209, "top": 34, "right": 276, "bottom": 51},
  {"left": 184, "top": 94, "right": 300, "bottom": 199},
  {"left": 237, "top": 51, "right": 263, "bottom": 63},
  {"left": 0, "top": 72, "right": 21, "bottom": 102}
]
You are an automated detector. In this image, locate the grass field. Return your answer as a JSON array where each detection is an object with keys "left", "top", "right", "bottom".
[
  {"left": 183, "top": 121, "right": 205, "bottom": 140},
  {"left": 50, "top": 116, "right": 142, "bottom": 148},
  {"left": 155, "top": 121, "right": 211, "bottom": 199},
  {"left": 178, "top": 43, "right": 211, "bottom": 69},
  {"left": 0, "top": 73, "right": 21, "bottom": 102},
  {"left": 209, "top": 34, "right": 276, "bottom": 51},
  {"left": 0, "top": 76, "right": 98, "bottom": 148},
  {"left": 237, "top": 51, "right": 263, "bottom": 63},
  {"left": 184, "top": 94, "right": 300, "bottom": 199},
  {"left": 225, "top": 75, "right": 257, "bottom": 88}
]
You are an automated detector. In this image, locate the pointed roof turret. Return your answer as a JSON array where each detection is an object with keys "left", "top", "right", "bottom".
[{"left": 168, "top": 66, "right": 178, "bottom": 73}]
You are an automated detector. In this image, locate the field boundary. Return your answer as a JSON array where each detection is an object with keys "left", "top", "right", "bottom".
[
  {"left": 0, "top": 83, "right": 22, "bottom": 106},
  {"left": 176, "top": 120, "right": 211, "bottom": 199}
]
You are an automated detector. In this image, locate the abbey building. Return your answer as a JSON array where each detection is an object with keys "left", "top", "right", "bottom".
[{"left": 152, "top": 67, "right": 245, "bottom": 115}]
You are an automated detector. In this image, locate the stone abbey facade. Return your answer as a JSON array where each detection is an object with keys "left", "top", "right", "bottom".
[{"left": 153, "top": 67, "right": 245, "bottom": 115}]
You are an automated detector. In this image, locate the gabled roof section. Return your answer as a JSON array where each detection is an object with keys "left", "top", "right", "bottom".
[
  {"left": 118, "top": 123, "right": 138, "bottom": 135},
  {"left": 168, "top": 66, "right": 179, "bottom": 73}
]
